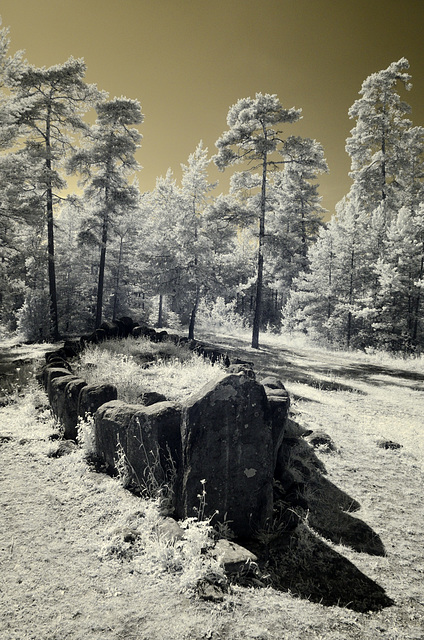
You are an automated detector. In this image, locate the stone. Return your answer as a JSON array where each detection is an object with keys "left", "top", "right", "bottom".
[
  {"left": 261, "top": 376, "right": 286, "bottom": 390},
  {"left": 48, "top": 440, "right": 78, "bottom": 458},
  {"left": 62, "top": 340, "right": 82, "bottom": 358},
  {"left": 36, "top": 361, "right": 71, "bottom": 387},
  {"left": 93, "top": 328, "right": 107, "bottom": 343},
  {"left": 266, "top": 395, "right": 290, "bottom": 467},
  {"left": 284, "top": 418, "right": 313, "bottom": 439},
  {"left": 376, "top": 439, "right": 402, "bottom": 450},
  {"left": 100, "top": 321, "right": 120, "bottom": 339},
  {"left": 177, "top": 372, "right": 274, "bottom": 539},
  {"left": 118, "top": 316, "right": 135, "bottom": 337},
  {"left": 227, "top": 363, "right": 255, "bottom": 379},
  {"left": 154, "top": 330, "right": 169, "bottom": 342},
  {"left": 211, "top": 539, "right": 258, "bottom": 574},
  {"left": 94, "top": 400, "right": 182, "bottom": 492},
  {"left": 49, "top": 374, "right": 78, "bottom": 420},
  {"left": 304, "top": 430, "right": 336, "bottom": 452},
  {"left": 140, "top": 391, "right": 167, "bottom": 406},
  {"left": 155, "top": 517, "right": 185, "bottom": 543},
  {"left": 43, "top": 367, "right": 75, "bottom": 394},
  {"left": 62, "top": 378, "right": 88, "bottom": 440},
  {"left": 196, "top": 572, "right": 228, "bottom": 602},
  {"left": 78, "top": 383, "right": 118, "bottom": 419}
]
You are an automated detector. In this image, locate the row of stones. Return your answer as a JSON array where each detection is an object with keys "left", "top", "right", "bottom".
[{"left": 39, "top": 318, "right": 291, "bottom": 539}]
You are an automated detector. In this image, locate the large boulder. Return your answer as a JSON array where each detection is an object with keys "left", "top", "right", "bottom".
[
  {"left": 78, "top": 383, "right": 118, "bottom": 419},
  {"left": 177, "top": 372, "right": 274, "bottom": 539},
  {"left": 94, "top": 400, "right": 182, "bottom": 494}
]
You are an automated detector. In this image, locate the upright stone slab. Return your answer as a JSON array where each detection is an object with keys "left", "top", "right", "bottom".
[
  {"left": 78, "top": 383, "right": 118, "bottom": 419},
  {"left": 44, "top": 367, "right": 75, "bottom": 394},
  {"left": 178, "top": 373, "right": 274, "bottom": 539},
  {"left": 62, "top": 378, "right": 88, "bottom": 440},
  {"left": 49, "top": 374, "right": 78, "bottom": 420},
  {"left": 95, "top": 400, "right": 182, "bottom": 491}
]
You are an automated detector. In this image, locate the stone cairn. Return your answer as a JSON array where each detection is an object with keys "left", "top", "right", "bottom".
[{"left": 39, "top": 317, "right": 291, "bottom": 541}]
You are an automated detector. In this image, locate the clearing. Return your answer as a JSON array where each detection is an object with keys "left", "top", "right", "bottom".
[{"left": 0, "top": 333, "right": 423, "bottom": 640}]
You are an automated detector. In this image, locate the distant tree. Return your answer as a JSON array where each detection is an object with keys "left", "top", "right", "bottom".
[
  {"left": 179, "top": 141, "right": 217, "bottom": 338},
  {"left": 68, "top": 97, "right": 143, "bottom": 328},
  {"left": 266, "top": 135, "right": 328, "bottom": 304},
  {"left": 284, "top": 197, "right": 374, "bottom": 348},
  {"left": 5, "top": 57, "right": 101, "bottom": 339},
  {"left": 346, "top": 57, "right": 412, "bottom": 221},
  {"left": 372, "top": 205, "right": 424, "bottom": 350},
  {"left": 214, "top": 93, "right": 301, "bottom": 348}
]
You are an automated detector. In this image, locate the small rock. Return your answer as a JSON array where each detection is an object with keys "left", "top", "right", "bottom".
[
  {"left": 377, "top": 439, "right": 402, "bottom": 450},
  {"left": 261, "top": 376, "right": 286, "bottom": 390},
  {"left": 304, "top": 430, "right": 336, "bottom": 452},
  {"left": 141, "top": 391, "right": 167, "bottom": 406},
  {"left": 155, "top": 517, "right": 185, "bottom": 543},
  {"left": 48, "top": 440, "right": 78, "bottom": 458},
  {"left": 196, "top": 572, "right": 228, "bottom": 602},
  {"left": 211, "top": 539, "right": 258, "bottom": 573}
]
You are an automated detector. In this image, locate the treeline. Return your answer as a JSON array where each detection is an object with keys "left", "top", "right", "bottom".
[{"left": 0, "top": 19, "right": 423, "bottom": 352}]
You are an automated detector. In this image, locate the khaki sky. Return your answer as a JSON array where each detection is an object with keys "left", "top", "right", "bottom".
[{"left": 1, "top": 0, "right": 423, "bottom": 216}]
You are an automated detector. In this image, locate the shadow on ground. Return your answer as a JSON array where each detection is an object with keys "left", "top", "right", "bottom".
[
  {"left": 241, "top": 425, "right": 393, "bottom": 612},
  {"left": 201, "top": 332, "right": 424, "bottom": 394}
]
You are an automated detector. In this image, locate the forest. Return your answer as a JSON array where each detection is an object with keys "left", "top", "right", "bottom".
[{"left": 1, "top": 17, "right": 423, "bottom": 353}]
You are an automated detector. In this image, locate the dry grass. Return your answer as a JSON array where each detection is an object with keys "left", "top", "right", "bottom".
[{"left": 75, "top": 337, "right": 227, "bottom": 403}]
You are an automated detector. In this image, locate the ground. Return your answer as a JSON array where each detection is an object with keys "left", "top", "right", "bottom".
[{"left": 0, "top": 333, "right": 423, "bottom": 639}]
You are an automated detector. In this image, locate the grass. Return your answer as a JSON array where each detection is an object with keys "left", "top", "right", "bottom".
[{"left": 75, "top": 336, "right": 227, "bottom": 404}]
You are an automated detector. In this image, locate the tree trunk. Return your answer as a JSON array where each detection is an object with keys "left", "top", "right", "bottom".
[
  {"left": 252, "top": 150, "right": 267, "bottom": 349},
  {"left": 112, "top": 235, "right": 124, "bottom": 322},
  {"left": 45, "top": 105, "right": 60, "bottom": 341},
  {"left": 157, "top": 293, "right": 163, "bottom": 328},
  {"left": 96, "top": 212, "right": 108, "bottom": 329},
  {"left": 188, "top": 288, "right": 200, "bottom": 340},
  {"left": 412, "top": 245, "right": 424, "bottom": 344}
]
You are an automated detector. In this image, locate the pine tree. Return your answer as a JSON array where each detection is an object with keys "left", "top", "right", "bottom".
[
  {"left": 266, "top": 135, "right": 328, "bottom": 304},
  {"left": 5, "top": 57, "right": 101, "bottom": 339},
  {"left": 346, "top": 57, "right": 412, "bottom": 221},
  {"left": 68, "top": 97, "right": 143, "bottom": 328},
  {"left": 214, "top": 93, "right": 301, "bottom": 348}
]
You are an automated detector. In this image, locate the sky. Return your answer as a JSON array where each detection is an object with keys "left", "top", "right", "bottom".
[{"left": 1, "top": 0, "right": 424, "bottom": 216}]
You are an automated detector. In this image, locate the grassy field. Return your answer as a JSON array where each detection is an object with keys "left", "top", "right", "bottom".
[{"left": 0, "top": 333, "right": 423, "bottom": 639}]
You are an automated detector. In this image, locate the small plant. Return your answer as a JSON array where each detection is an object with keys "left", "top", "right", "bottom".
[{"left": 76, "top": 413, "right": 96, "bottom": 456}]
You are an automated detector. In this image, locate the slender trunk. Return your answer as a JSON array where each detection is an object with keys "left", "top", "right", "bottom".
[
  {"left": 412, "top": 244, "right": 424, "bottom": 343},
  {"left": 188, "top": 197, "right": 199, "bottom": 340},
  {"left": 188, "top": 287, "right": 200, "bottom": 340},
  {"left": 112, "top": 235, "right": 124, "bottom": 322},
  {"left": 45, "top": 104, "right": 60, "bottom": 341},
  {"left": 347, "top": 246, "right": 355, "bottom": 349},
  {"left": 96, "top": 211, "right": 108, "bottom": 329},
  {"left": 157, "top": 293, "right": 163, "bottom": 328},
  {"left": 252, "top": 149, "right": 267, "bottom": 349}
]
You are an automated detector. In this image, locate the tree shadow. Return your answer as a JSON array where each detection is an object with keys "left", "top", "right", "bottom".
[
  {"left": 201, "top": 332, "right": 424, "bottom": 394},
  {"left": 259, "top": 522, "right": 394, "bottom": 612},
  {"left": 240, "top": 431, "right": 393, "bottom": 612}
]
